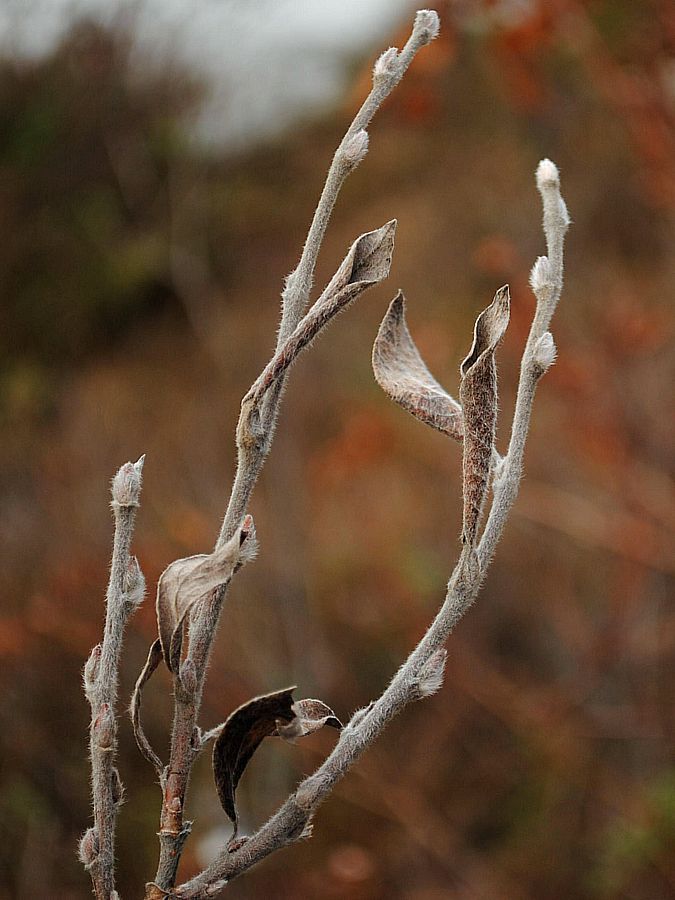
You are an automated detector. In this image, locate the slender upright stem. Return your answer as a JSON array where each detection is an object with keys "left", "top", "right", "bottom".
[
  {"left": 479, "top": 160, "right": 569, "bottom": 569},
  {"left": 82, "top": 458, "right": 145, "bottom": 899}
]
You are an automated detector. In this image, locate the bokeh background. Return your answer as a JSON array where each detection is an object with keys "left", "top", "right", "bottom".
[{"left": 1, "top": 1, "right": 674, "bottom": 897}]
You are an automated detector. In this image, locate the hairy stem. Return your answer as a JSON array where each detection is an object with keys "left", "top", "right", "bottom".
[
  {"left": 151, "top": 12, "right": 440, "bottom": 892},
  {"left": 169, "top": 159, "right": 570, "bottom": 900},
  {"left": 478, "top": 159, "right": 569, "bottom": 568},
  {"left": 82, "top": 458, "right": 145, "bottom": 899}
]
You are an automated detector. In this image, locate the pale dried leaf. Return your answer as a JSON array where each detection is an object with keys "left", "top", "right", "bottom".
[
  {"left": 277, "top": 698, "right": 342, "bottom": 741},
  {"left": 373, "top": 292, "right": 463, "bottom": 439},
  {"left": 249, "top": 221, "right": 396, "bottom": 404},
  {"left": 129, "top": 639, "right": 164, "bottom": 775},
  {"left": 460, "top": 285, "right": 510, "bottom": 545},
  {"left": 156, "top": 517, "right": 256, "bottom": 670}
]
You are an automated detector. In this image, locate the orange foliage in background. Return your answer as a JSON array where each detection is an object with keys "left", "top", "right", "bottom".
[{"left": 0, "top": 2, "right": 674, "bottom": 898}]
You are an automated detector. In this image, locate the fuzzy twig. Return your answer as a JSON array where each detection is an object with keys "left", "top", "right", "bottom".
[
  {"left": 81, "top": 457, "right": 146, "bottom": 899},
  {"left": 219, "top": 8, "right": 440, "bottom": 543},
  {"left": 164, "top": 161, "right": 570, "bottom": 899},
  {"left": 149, "top": 11, "right": 440, "bottom": 894},
  {"left": 478, "top": 159, "right": 570, "bottom": 569}
]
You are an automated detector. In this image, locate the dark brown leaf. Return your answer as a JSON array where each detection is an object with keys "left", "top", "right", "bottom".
[
  {"left": 212, "top": 690, "right": 342, "bottom": 832},
  {"left": 459, "top": 285, "right": 510, "bottom": 545},
  {"left": 248, "top": 221, "right": 396, "bottom": 404},
  {"left": 129, "top": 639, "right": 164, "bottom": 775},
  {"left": 156, "top": 517, "right": 257, "bottom": 671},
  {"left": 212, "top": 688, "right": 296, "bottom": 832},
  {"left": 373, "top": 292, "right": 463, "bottom": 440}
]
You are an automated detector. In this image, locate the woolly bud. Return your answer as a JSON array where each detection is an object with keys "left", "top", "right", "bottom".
[
  {"left": 78, "top": 827, "right": 99, "bottom": 868},
  {"left": 204, "top": 880, "right": 229, "bottom": 897},
  {"left": 417, "top": 648, "right": 447, "bottom": 698},
  {"left": 94, "top": 703, "right": 115, "bottom": 750},
  {"left": 536, "top": 159, "right": 570, "bottom": 229},
  {"left": 529, "top": 256, "right": 551, "bottom": 295},
  {"left": 536, "top": 158, "right": 559, "bottom": 190},
  {"left": 124, "top": 556, "right": 146, "bottom": 608},
  {"left": 413, "top": 9, "right": 440, "bottom": 45},
  {"left": 83, "top": 644, "right": 101, "bottom": 698},
  {"left": 111, "top": 767, "right": 124, "bottom": 806},
  {"left": 111, "top": 455, "right": 144, "bottom": 508},
  {"left": 343, "top": 129, "right": 369, "bottom": 167},
  {"left": 238, "top": 514, "right": 259, "bottom": 566},
  {"left": 373, "top": 46, "right": 398, "bottom": 81},
  {"left": 532, "top": 331, "right": 557, "bottom": 374}
]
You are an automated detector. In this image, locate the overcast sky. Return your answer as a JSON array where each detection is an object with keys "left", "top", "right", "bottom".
[{"left": 0, "top": 0, "right": 416, "bottom": 149}]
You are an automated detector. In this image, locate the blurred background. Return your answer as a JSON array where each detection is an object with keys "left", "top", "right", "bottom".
[{"left": 1, "top": 1, "right": 674, "bottom": 897}]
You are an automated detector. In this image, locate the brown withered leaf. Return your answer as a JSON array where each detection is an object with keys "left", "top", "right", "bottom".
[
  {"left": 372, "top": 292, "right": 463, "bottom": 440},
  {"left": 277, "top": 698, "right": 342, "bottom": 741},
  {"left": 212, "top": 689, "right": 342, "bottom": 832},
  {"left": 459, "top": 285, "right": 510, "bottom": 545},
  {"left": 156, "top": 516, "right": 256, "bottom": 671},
  {"left": 213, "top": 688, "right": 296, "bottom": 832},
  {"left": 130, "top": 639, "right": 164, "bottom": 775},
  {"left": 248, "top": 220, "right": 396, "bottom": 404}
]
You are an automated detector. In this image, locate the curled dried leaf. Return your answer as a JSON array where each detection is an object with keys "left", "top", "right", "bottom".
[
  {"left": 213, "top": 688, "right": 296, "bottom": 832},
  {"left": 130, "top": 639, "right": 164, "bottom": 775},
  {"left": 248, "top": 220, "right": 396, "bottom": 405},
  {"left": 156, "top": 517, "right": 257, "bottom": 671},
  {"left": 277, "top": 699, "right": 342, "bottom": 741},
  {"left": 373, "top": 292, "right": 463, "bottom": 439},
  {"left": 212, "top": 689, "right": 341, "bottom": 832},
  {"left": 459, "top": 285, "right": 510, "bottom": 545}
]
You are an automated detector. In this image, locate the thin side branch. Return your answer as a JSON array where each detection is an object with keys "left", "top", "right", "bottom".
[
  {"left": 81, "top": 457, "right": 146, "bottom": 900},
  {"left": 478, "top": 159, "right": 569, "bottom": 569}
]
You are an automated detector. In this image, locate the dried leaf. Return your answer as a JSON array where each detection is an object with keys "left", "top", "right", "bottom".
[
  {"left": 130, "top": 639, "right": 164, "bottom": 775},
  {"left": 277, "top": 699, "right": 342, "bottom": 741},
  {"left": 212, "top": 688, "right": 296, "bottom": 832},
  {"left": 156, "top": 516, "right": 257, "bottom": 671},
  {"left": 212, "top": 689, "right": 341, "bottom": 831},
  {"left": 459, "top": 285, "right": 510, "bottom": 545},
  {"left": 373, "top": 292, "right": 463, "bottom": 439},
  {"left": 248, "top": 220, "right": 396, "bottom": 404}
]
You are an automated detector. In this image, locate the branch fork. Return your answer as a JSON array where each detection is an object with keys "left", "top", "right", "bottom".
[{"left": 79, "top": 11, "right": 572, "bottom": 900}]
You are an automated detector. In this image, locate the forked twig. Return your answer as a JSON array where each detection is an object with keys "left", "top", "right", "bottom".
[
  {"left": 168, "top": 161, "right": 570, "bottom": 898},
  {"left": 147, "top": 10, "right": 441, "bottom": 895}
]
